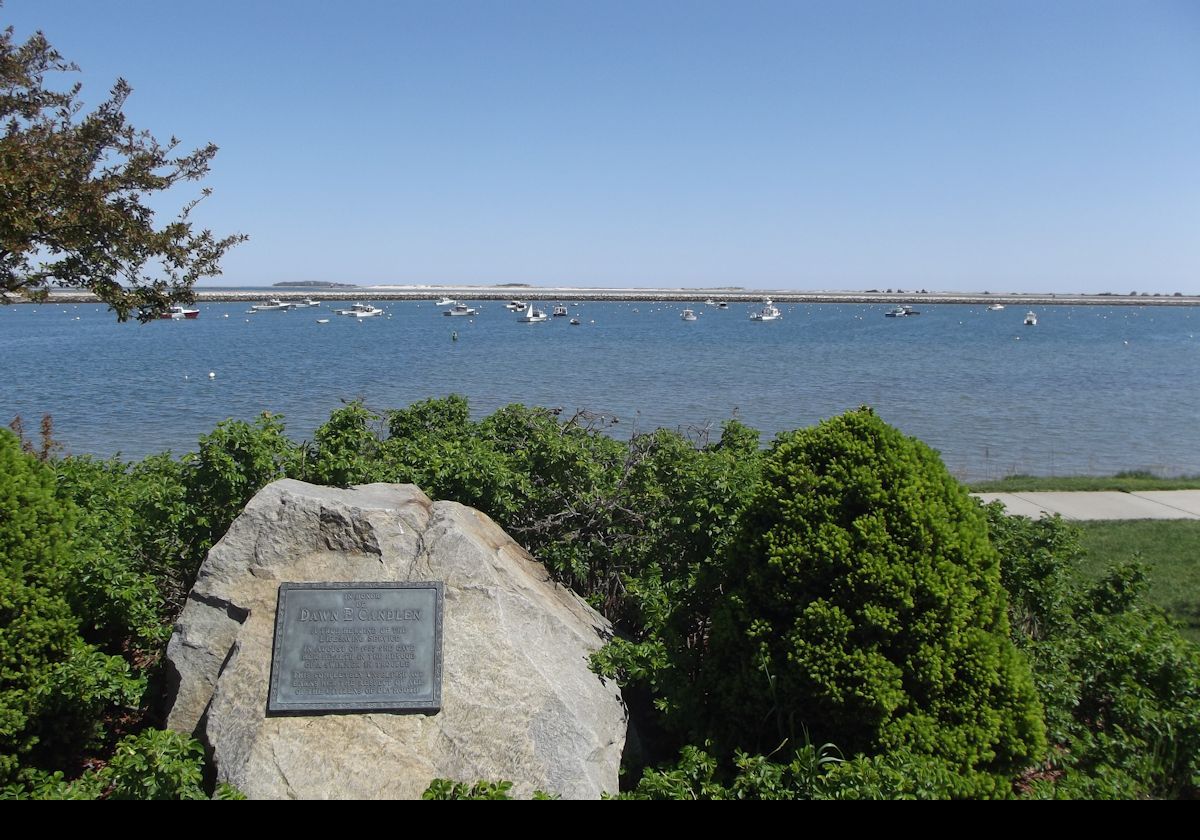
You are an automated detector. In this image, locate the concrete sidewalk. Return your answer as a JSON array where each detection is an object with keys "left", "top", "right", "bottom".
[{"left": 972, "top": 490, "right": 1200, "bottom": 521}]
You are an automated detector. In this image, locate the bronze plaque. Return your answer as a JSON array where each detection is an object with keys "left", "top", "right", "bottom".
[{"left": 268, "top": 582, "right": 443, "bottom": 713}]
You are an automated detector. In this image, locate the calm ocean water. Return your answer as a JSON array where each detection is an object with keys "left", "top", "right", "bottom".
[{"left": 2, "top": 298, "right": 1198, "bottom": 481}]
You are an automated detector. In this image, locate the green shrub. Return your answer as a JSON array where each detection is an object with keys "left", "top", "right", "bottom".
[
  {"left": 422, "top": 778, "right": 555, "bottom": 800},
  {"left": 700, "top": 408, "right": 1045, "bottom": 789},
  {"left": 2, "top": 729, "right": 208, "bottom": 800},
  {"left": 591, "top": 419, "right": 763, "bottom": 753},
  {"left": 303, "top": 401, "right": 387, "bottom": 487},
  {"left": 181, "top": 413, "right": 298, "bottom": 585},
  {"left": 618, "top": 742, "right": 968, "bottom": 800},
  {"left": 381, "top": 396, "right": 527, "bottom": 521},
  {"left": 0, "top": 431, "right": 143, "bottom": 782},
  {"left": 53, "top": 455, "right": 180, "bottom": 650},
  {"left": 988, "top": 508, "right": 1200, "bottom": 798},
  {"left": 102, "top": 729, "right": 207, "bottom": 800}
]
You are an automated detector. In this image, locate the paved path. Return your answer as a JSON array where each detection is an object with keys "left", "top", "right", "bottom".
[{"left": 973, "top": 490, "right": 1200, "bottom": 520}]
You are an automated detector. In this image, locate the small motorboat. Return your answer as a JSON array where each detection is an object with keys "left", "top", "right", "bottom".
[
  {"left": 987, "top": 303, "right": 1005, "bottom": 311},
  {"left": 338, "top": 302, "right": 384, "bottom": 318},
  {"left": 1024, "top": 311, "right": 1038, "bottom": 326},
  {"left": 251, "top": 298, "right": 294, "bottom": 312},
  {"left": 750, "top": 299, "right": 781, "bottom": 321},
  {"left": 434, "top": 296, "right": 456, "bottom": 306},
  {"left": 316, "top": 318, "right": 330, "bottom": 324},
  {"left": 552, "top": 303, "right": 568, "bottom": 317},
  {"left": 569, "top": 318, "right": 581, "bottom": 326},
  {"left": 681, "top": 309, "right": 698, "bottom": 321},
  {"left": 505, "top": 299, "right": 527, "bottom": 311},
  {"left": 160, "top": 305, "right": 199, "bottom": 320},
  {"left": 443, "top": 303, "right": 477, "bottom": 317},
  {"left": 885, "top": 305, "right": 920, "bottom": 317}
]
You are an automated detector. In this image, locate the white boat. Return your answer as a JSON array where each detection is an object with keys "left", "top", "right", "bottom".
[
  {"left": 298, "top": 298, "right": 321, "bottom": 307},
  {"left": 443, "top": 303, "right": 477, "bottom": 317},
  {"left": 749, "top": 299, "right": 781, "bottom": 321},
  {"left": 705, "top": 298, "right": 717, "bottom": 306},
  {"left": 569, "top": 318, "right": 581, "bottom": 326},
  {"left": 716, "top": 301, "right": 729, "bottom": 309},
  {"left": 338, "top": 302, "right": 384, "bottom": 318},
  {"left": 505, "top": 299, "right": 527, "bottom": 311},
  {"left": 434, "top": 296, "right": 456, "bottom": 306},
  {"left": 160, "top": 305, "right": 199, "bottom": 320},
  {"left": 552, "top": 304, "right": 568, "bottom": 317},
  {"left": 1024, "top": 311, "right": 1038, "bottom": 326},
  {"left": 518, "top": 303, "right": 548, "bottom": 323},
  {"left": 885, "top": 305, "right": 920, "bottom": 318},
  {"left": 681, "top": 308, "right": 698, "bottom": 321},
  {"left": 251, "top": 298, "right": 294, "bottom": 312},
  {"left": 316, "top": 318, "right": 330, "bottom": 324},
  {"left": 987, "top": 303, "right": 1005, "bottom": 311}
]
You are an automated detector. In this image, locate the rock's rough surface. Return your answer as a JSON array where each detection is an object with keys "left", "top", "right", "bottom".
[{"left": 164, "top": 480, "right": 626, "bottom": 799}]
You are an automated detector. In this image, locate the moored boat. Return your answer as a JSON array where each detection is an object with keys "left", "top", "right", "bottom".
[
  {"left": 160, "top": 305, "right": 199, "bottom": 320},
  {"left": 443, "top": 303, "right": 477, "bottom": 316},
  {"left": 338, "top": 302, "right": 384, "bottom": 318},
  {"left": 750, "top": 299, "right": 781, "bottom": 321},
  {"left": 518, "top": 303, "right": 548, "bottom": 323},
  {"left": 251, "top": 298, "right": 294, "bottom": 312}
]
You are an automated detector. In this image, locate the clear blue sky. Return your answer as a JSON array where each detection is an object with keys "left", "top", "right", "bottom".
[{"left": 6, "top": 1, "right": 1199, "bottom": 293}]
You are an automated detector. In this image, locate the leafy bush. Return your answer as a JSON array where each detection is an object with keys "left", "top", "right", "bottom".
[
  {"left": 987, "top": 507, "right": 1200, "bottom": 798},
  {"left": 699, "top": 408, "right": 1046, "bottom": 789},
  {"left": 102, "top": 729, "right": 208, "bottom": 800},
  {"left": 180, "top": 413, "right": 298, "bottom": 586},
  {"left": 422, "top": 778, "right": 555, "bottom": 800},
  {"left": 618, "top": 742, "right": 966, "bottom": 800},
  {"left": 0, "top": 431, "right": 144, "bottom": 782},
  {"left": 303, "top": 401, "right": 388, "bottom": 487},
  {"left": 301, "top": 398, "right": 763, "bottom": 628},
  {"left": 53, "top": 455, "right": 185, "bottom": 649},
  {"left": 3, "top": 729, "right": 208, "bottom": 800}
]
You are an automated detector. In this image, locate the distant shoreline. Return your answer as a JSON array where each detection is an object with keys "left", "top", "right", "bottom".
[{"left": 27, "top": 285, "right": 1200, "bottom": 306}]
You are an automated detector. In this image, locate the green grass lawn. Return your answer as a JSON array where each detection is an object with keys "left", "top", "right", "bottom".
[
  {"left": 1076, "top": 520, "right": 1200, "bottom": 643},
  {"left": 972, "top": 472, "right": 1200, "bottom": 493}
]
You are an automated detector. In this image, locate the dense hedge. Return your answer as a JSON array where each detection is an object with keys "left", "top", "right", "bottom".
[{"left": 2, "top": 402, "right": 1198, "bottom": 799}]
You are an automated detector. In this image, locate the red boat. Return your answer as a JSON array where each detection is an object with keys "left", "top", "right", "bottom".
[{"left": 160, "top": 305, "right": 200, "bottom": 320}]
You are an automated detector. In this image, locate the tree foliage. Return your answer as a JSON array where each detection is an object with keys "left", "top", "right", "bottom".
[{"left": 0, "top": 22, "right": 245, "bottom": 320}]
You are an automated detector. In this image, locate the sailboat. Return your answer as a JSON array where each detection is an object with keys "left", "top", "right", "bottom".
[{"left": 518, "top": 303, "right": 548, "bottom": 323}]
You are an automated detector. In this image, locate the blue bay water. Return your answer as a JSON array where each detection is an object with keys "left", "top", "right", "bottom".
[{"left": 2, "top": 299, "right": 1198, "bottom": 482}]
